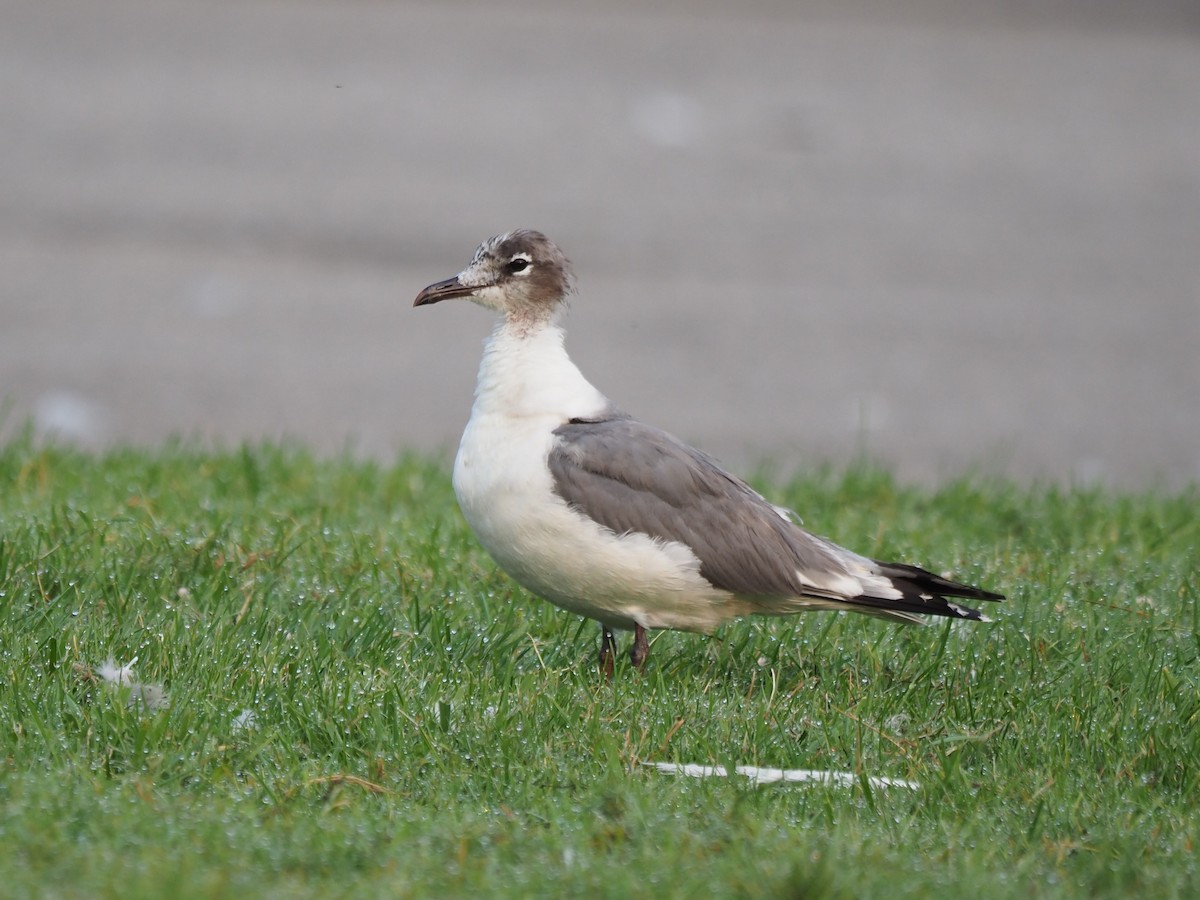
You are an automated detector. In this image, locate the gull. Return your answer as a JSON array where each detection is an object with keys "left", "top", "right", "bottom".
[{"left": 414, "top": 230, "right": 1002, "bottom": 675}]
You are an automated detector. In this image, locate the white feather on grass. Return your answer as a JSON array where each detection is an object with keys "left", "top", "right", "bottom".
[
  {"left": 643, "top": 761, "right": 919, "bottom": 790},
  {"left": 94, "top": 656, "right": 169, "bottom": 711},
  {"left": 95, "top": 657, "right": 137, "bottom": 686}
]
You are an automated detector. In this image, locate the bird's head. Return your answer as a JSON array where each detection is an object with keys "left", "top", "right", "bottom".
[{"left": 414, "top": 230, "right": 575, "bottom": 323}]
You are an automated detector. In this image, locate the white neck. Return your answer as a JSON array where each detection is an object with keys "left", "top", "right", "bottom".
[{"left": 470, "top": 318, "right": 609, "bottom": 422}]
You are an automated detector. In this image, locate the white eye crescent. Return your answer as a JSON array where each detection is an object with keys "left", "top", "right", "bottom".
[{"left": 506, "top": 254, "right": 532, "bottom": 275}]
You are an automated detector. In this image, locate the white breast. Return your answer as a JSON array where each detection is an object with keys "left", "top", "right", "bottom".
[{"left": 452, "top": 322, "right": 740, "bottom": 633}]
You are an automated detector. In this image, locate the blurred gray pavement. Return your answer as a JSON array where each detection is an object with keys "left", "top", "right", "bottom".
[{"left": 3, "top": 0, "right": 1199, "bottom": 488}]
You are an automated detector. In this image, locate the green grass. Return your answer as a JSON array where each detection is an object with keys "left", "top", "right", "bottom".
[{"left": 1, "top": 435, "right": 1197, "bottom": 898}]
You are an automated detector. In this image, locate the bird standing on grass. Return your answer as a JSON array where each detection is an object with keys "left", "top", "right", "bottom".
[{"left": 414, "top": 230, "right": 1002, "bottom": 676}]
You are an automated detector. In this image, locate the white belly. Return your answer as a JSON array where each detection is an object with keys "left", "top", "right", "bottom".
[{"left": 452, "top": 410, "right": 741, "bottom": 633}]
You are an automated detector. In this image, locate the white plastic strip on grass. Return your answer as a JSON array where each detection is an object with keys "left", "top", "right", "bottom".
[{"left": 643, "top": 762, "right": 919, "bottom": 790}]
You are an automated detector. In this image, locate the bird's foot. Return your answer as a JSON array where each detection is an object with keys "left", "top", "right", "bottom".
[{"left": 630, "top": 624, "right": 650, "bottom": 671}]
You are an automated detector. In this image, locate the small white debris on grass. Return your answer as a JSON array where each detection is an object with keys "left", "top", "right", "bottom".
[
  {"left": 94, "top": 657, "right": 169, "bottom": 711},
  {"left": 96, "top": 657, "right": 137, "bottom": 687},
  {"left": 232, "top": 709, "right": 257, "bottom": 732},
  {"left": 643, "top": 762, "right": 919, "bottom": 790}
]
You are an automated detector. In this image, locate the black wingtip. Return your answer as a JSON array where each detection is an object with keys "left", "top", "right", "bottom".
[
  {"left": 877, "top": 561, "right": 1003, "bottom": 600},
  {"left": 860, "top": 560, "right": 1003, "bottom": 621},
  {"left": 840, "top": 591, "right": 990, "bottom": 622}
]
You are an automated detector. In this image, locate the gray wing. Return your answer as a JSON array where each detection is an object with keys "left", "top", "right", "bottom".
[
  {"left": 549, "top": 415, "right": 1002, "bottom": 620},
  {"left": 548, "top": 415, "right": 855, "bottom": 599}
]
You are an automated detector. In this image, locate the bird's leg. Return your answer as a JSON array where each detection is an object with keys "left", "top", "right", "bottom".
[
  {"left": 630, "top": 624, "right": 650, "bottom": 671},
  {"left": 599, "top": 626, "right": 617, "bottom": 680}
]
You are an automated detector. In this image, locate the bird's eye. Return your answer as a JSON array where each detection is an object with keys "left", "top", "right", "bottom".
[{"left": 506, "top": 257, "right": 531, "bottom": 274}]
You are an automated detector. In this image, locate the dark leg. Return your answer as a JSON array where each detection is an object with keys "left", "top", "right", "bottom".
[
  {"left": 599, "top": 626, "right": 617, "bottom": 680},
  {"left": 630, "top": 624, "right": 650, "bottom": 671}
]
